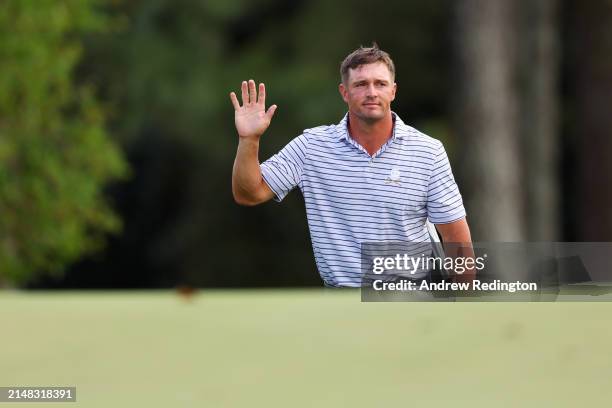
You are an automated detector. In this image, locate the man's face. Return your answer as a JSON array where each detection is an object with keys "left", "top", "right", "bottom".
[{"left": 339, "top": 62, "right": 396, "bottom": 123}]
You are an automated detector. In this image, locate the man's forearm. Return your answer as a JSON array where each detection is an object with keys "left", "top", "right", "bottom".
[
  {"left": 436, "top": 218, "right": 476, "bottom": 283},
  {"left": 232, "top": 138, "right": 268, "bottom": 205}
]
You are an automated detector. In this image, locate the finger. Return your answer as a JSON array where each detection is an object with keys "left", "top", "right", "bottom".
[
  {"left": 266, "top": 104, "right": 277, "bottom": 120},
  {"left": 258, "top": 83, "right": 266, "bottom": 106},
  {"left": 229, "top": 92, "right": 240, "bottom": 110},
  {"left": 248, "top": 79, "right": 256, "bottom": 104},
  {"left": 241, "top": 81, "right": 248, "bottom": 105}
]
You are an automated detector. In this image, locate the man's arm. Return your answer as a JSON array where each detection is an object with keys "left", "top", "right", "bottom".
[
  {"left": 435, "top": 217, "right": 476, "bottom": 283},
  {"left": 230, "top": 79, "right": 277, "bottom": 206}
]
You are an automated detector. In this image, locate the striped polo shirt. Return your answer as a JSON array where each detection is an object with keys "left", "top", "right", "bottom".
[{"left": 260, "top": 112, "right": 466, "bottom": 287}]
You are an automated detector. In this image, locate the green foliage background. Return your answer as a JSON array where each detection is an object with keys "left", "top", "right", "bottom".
[{"left": 0, "top": 0, "right": 127, "bottom": 285}]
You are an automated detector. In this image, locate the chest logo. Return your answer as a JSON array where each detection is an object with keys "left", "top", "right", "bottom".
[{"left": 385, "top": 168, "right": 402, "bottom": 185}]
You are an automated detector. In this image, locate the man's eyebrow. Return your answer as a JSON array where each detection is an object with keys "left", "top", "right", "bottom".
[{"left": 353, "top": 78, "right": 389, "bottom": 84}]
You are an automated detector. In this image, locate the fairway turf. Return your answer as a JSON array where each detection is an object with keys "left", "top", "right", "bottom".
[{"left": 2, "top": 289, "right": 612, "bottom": 407}]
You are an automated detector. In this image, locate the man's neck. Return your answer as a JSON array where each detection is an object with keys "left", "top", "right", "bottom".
[{"left": 347, "top": 112, "right": 394, "bottom": 156}]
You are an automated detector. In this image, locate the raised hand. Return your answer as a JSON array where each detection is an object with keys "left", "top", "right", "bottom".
[{"left": 230, "top": 79, "right": 277, "bottom": 140}]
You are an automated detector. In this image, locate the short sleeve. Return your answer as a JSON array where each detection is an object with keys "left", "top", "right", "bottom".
[
  {"left": 260, "top": 134, "right": 309, "bottom": 202},
  {"left": 426, "top": 142, "right": 466, "bottom": 224}
]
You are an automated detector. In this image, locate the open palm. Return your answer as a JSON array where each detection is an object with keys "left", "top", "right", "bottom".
[{"left": 230, "top": 80, "right": 277, "bottom": 139}]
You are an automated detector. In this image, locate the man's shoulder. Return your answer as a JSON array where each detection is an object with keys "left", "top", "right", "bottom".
[
  {"left": 302, "top": 124, "right": 338, "bottom": 137},
  {"left": 396, "top": 122, "right": 443, "bottom": 152},
  {"left": 300, "top": 123, "right": 343, "bottom": 145}
]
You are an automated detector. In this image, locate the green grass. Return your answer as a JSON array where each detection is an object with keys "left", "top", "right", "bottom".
[{"left": 2, "top": 289, "right": 612, "bottom": 407}]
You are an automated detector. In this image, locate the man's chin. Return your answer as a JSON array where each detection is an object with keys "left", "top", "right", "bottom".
[{"left": 358, "top": 111, "right": 385, "bottom": 123}]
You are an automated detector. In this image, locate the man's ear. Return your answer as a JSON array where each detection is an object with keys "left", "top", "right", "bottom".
[
  {"left": 339, "top": 83, "right": 348, "bottom": 103},
  {"left": 391, "top": 82, "right": 397, "bottom": 101}
]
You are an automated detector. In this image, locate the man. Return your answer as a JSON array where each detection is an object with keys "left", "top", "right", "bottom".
[{"left": 230, "top": 44, "right": 474, "bottom": 288}]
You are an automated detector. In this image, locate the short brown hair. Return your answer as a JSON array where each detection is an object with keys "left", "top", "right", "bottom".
[{"left": 340, "top": 43, "right": 395, "bottom": 84}]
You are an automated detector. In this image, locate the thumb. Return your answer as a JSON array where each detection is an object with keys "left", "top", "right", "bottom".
[{"left": 266, "top": 104, "right": 277, "bottom": 120}]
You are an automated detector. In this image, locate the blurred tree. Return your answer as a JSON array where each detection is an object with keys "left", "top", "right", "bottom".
[
  {"left": 0, "top": 0, "right": 128, "bottom": 286},
  {"left": 518, "top": 0, "right": 560, "bottom": 241},
  {"left": 453, "top": 0, "right": 561, "bottom": 242},
  {"left": 453, "top": 0, "right": 526, "bottom": 241},
  {"left": 568, "top": 0, "right": 612, "bottom": 240}
]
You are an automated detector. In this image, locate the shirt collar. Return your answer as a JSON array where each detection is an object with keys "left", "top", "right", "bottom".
[{"left": 335, "top": 111, "right": 408, "bottom": 141}]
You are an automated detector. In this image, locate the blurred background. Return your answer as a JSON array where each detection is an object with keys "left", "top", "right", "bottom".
[
  {"left": 3, "top": 2, "right": 612, "bottom": 407},
  {"left": 1, "top": 0, "right": 611, "bottom": 289}
]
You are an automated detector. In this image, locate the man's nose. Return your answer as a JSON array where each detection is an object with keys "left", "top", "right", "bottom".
[{"left": 365, "top": 84, "right": 377, "bottom": 97}]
